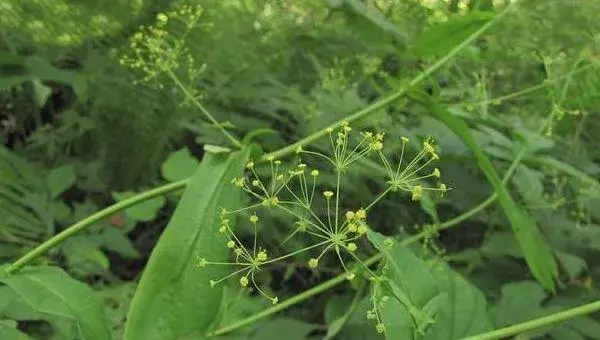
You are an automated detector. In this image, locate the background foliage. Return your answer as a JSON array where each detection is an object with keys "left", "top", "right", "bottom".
[{"left": 1, "top": 0, "right": 600, "bottom": 339}]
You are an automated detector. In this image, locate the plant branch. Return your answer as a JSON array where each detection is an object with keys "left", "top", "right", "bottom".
[
  {"left": 260, "top": 0, "right": 522, "bottom": 161},
  {"left": 165, "top": 68, "right": 242, "bottom": 148},
  {"left": 1, "top": 179, "right": 189, "bottom": 276},
  {"left": 460, "top": 300, "right": 600, "bottom": 340}
]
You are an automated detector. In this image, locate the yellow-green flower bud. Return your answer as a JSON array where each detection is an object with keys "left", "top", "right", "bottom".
[
  {"left": 347, "top": 243, "right": 357, "bottom": 252},
  {"left": 308, "top": 258, "right": 319, "bottom": 268},
  {"left": 240, "top": 276, "right": 249, "bottom": 287},
  {"left": 250, "top": 214, "right": 259, "bottom": 223},
  {"left": 411, "top": 185, "right": 423, "bottom": 201},
  {"left": 257, "top": 250, "right": 267, "bottom": 261},
  {"left": 227, "top": 240, "right": 236, "bottom": 248}
]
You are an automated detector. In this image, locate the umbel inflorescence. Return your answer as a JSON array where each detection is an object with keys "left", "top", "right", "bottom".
[{"left": 197, "top": 123, "right": 447, "bottom": 313}]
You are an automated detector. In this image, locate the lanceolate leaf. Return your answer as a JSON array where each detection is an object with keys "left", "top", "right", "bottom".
[
  {"left": 124, "top": 148, "right": 252, "bottom": 340},
  {"left": 0, "top": 266, "right": 113, "bottom": 340},
  {"left": 411, "top": 11, "right": 495, "bottom": 58},
  {"left": 410, "top": 90, "right": 558, "bottom": 291}
]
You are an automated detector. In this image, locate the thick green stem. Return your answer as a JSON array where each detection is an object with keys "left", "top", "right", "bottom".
[
  {"left": 460, "top": 300, "right": 600, "bottom": 340},
  {"left": 260, "top": 0, "right": 521, "bottom": 161},
  {"left": 2, "top": 179, "right": 189, "bottom": 275}
]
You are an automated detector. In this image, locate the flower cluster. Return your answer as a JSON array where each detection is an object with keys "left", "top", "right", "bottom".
[
  {"left": 197, "top": 123, "right": 447, "bottom": 314},
  {"left": 119, "top": 5, "right": 207, "bottom": 90}
]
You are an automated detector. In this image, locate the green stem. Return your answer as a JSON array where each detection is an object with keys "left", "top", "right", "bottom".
[
  {"left": 165, "top": 68, "right": 242, "bottom": 148},
  {"left": 471, "top": 62, "right": 595, "bottom": 107},
  {"left": 261, "top": 0, "right": 521, "bottom": 161},
  {"left": 2, "top": 179, "right": 189, "bottom": 275},
  {"left": 460, "top": 300, "right": 600, "bottom": 340}
]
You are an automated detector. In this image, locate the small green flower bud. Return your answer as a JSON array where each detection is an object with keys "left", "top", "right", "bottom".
[
  {"left": 439, "top": 183, "right": 447, "bottom": 197},
  {"left": 276, "top": 174, "right": 284, "bottom": 181},
  {"left": 311, "top": 169, "right": 319, "bottom": 176},
  {"left": 326, "top": 127, "right": 334, "bottom": 133},
  {"left": 267, "top": 156, "right": 275, "bottom": 162},
  {"left": 197, "top": 258, "right": 207, "bottom": 267},
  {"left": 250, "top": 214, "right": 259, "bottom": 223},
  {"left": 246, "top": 161, "right": 254, "bottom": 169},
  {"left": 239, "top": 276, "right": 249, "bottom": 287},
  {"left": 366, "top": 310, "right": 375, "bottom": 320},
  {"left": 209, "top": 280, "right": 217, "bottom": 288},
  {"left": 271, "top": 297, "right": 279, "bottom": 305},
  {"left": 348, "top": 223, "right": 358, "bottom": 233},
  {"left": 257, "top": 250, "right": 267, "bottom": 261},
  {"left": 295, "top": 145, "right": 303, "bottom": 153},
  {"left": 157, "top": 13, "right": 168, "bottom": 22},
  {"left": 346, "top": 272, "right": 355, "bottom": 280},
  {"left": 297, "top": 163, "right": 306, "bottom": 169},
  {"left": 383, "top": 238, "right": 394, "bottom": 249},
  {"left": 346, "top": 211, "right": 355, "bottom": 220},
  {"left": 274, "top": 160, "right": 282, "bottom": 165},
  {"left": 308, "top": 258, "right": 319, "bottom": 268},
  {"left": 376, "top": 323, "right": 385, "bottom": 334},
  {"left": 219, "top": 226, "right": 226, "bottom": 233},
  {"left": 252, "top": 180, "right": 260, "bottom": 186},
  {"left": 423, "top": 141, "right": 435, "bottom": 155},
  {"left": 432, "top": 168, "right": 441, "bottom": 178},
  {"left": 227, "top": 240, "right": 236, "bottom": 248},
  {"left": 401, "top": 136, "right": 409, "bottom": 143},
  {"left": 347, "top": 243, "right": 357, "bottom": 252},
  {"left": 323, "top": 191, "right": 334, "bottom": 199},
  {"left": 231, "top": 177, "right": 245, "bottom": 187},
  {"left": 357, "top": 224, "right": 368, "bottom": 235},
  {"left": 356, "top": 209, "right": 366, "bottom": 220},
  {"left": 411, "top": 185, "right": 423, "bottom": 201},
  {"left": 371, "top": 141, "right": 383, "bottom": 151}
]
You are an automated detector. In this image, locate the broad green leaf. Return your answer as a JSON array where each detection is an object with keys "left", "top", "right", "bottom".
[
  {"left": 124, "top": 148, "right": 252, "bottom": 340},
  {"left": 481, "top": 232, "right": 523, "bottom": 259},
  {"left": 489, "top": 281, "right": 552, "bottom": 338},
  {"left": 367, "top": 231, "right": 488, "bottom": 339},
  {"left": 0, "top": 320, "right": 30, "bottom": 340},
  {"left": 411, "top": 12, "right": 495, "bottom": 58},
  {"left": 0, "top": 266, "right": 113, "bottom": 340},
  {"left": 555, "top": 250, "right": 587, "bottom": 280},
  {"left": 31, "top": 78, "right": 52, "bottom": 108},
  {"left": 161, "top": 148, "right": 200, "bottom": 182},
  {"left": 513, "top": 165, "right": 545, "bottom": 210},
  {"left": 410, "top": 90, "right": 558, "bottom": 291},
  {"left": 46, "top": 164, "right": 76, "bottom": 199},
  {"left": 338, "top": 0, "right": 407, "bottom": 43},
  {"left": 101, "top": 228, "right": 140, "bottom": 259},
  {"left": 112, "top": 191, "right": 165, "bottom": 222},
  {"left": 250, "top": 318, "right": 314, "bottom": 340},
  {"left": 323, "top": 295, "right": 379, "bottom": 340}
]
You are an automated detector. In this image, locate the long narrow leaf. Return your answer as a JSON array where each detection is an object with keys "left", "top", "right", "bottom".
[
  {"left": 409, "top": 90, "right": 558, "bottom": 291},
  {"left": 124, "top": 148, "right": 252, "bottom": 340}
]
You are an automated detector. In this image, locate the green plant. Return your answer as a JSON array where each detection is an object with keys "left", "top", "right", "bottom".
[{"left": 2, "top": 0, "right": 600, "bottom": 339}]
